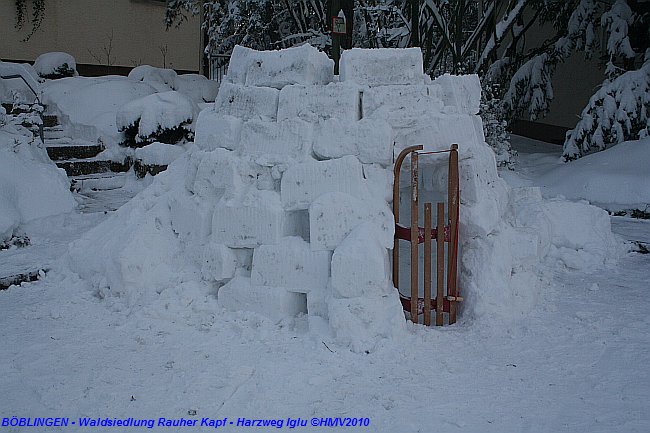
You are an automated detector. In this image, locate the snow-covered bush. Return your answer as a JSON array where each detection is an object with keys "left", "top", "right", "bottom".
[
  {"left": 128, "top": 65, "right": 178, "bottom": 92},
  {"left": 117, "top": 91, "right": 198, "bottom": 147},
  {"left": 42, "top": 76, "right": 158, "bottom": 146},
  {"left": 480, "top": 82, "right": 514, "bottom": 168},
  {"left": 33, "top": 52, "right": 77, "bottom": 79},
  {"left": 176, "top": 74, "right": 219, "bottom": 103},
  {"left": 128, "top": 65, "right": 219, "bottom": 103},
  {"left": 563, "top": 51, "right": 650, "bottom": 160}
]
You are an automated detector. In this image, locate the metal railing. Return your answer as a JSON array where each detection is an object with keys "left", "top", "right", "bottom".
[
  {"left": 1, "top": 73, "right": 45, "bottom": 143},
  {"left": 208, "top": 54, "right": 231, "bottom": 83}
]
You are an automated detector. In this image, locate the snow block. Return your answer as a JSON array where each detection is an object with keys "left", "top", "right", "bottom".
[
  {"left": 280, "top": 156, "right": 367, "bottom": 211},
  {"left": 313, "top": 118, "right": 393, "bottom": 166},
  {"left": 218, "top": 276, "right": 307, "bottom": 322},
  {"left": 331, "top": 224, "right": 392, "bottom": 299},
  {"left": 340, "top": 48, "right": 424, "bottom": 86},
  {"left": 169, "top": 194, "right": 212, "bottom": 242},
  {"left": 508, "top": 227, "right": 542, "bottom": 268},
  {"left": 194, "top": 111, "right": 242, "bottom": 151},
  {"left": 309, "top": 192, "right": 394, "bottom": 251},
  {"left": 363, "top": 164, "right": 393, "bottom": 202},
  {"left": 392, "top": 113, "right": 483, "bottom": 154},
  {"left": 432, "top": 74, "right": 481, "bottom": 115},
  {"left": 201, "top": 243, "right": 237, "bottom": 281},
  {"left": 239, "top": 118, "right": 313, "bottom": 161},
  {"left": 245, "top": 44, "right": 334, "bottom": 89},
  {"left": 277, "top": 83, "right": 360, "bottom": 123},
  {"left": 223, "top": 45, "right": 254, "bottom": 85},
  {"left": 191, "top": 148, "right": 248, "bottom": 199},
  {"left": 328, "top": 294, "right": 406, "bottom": 353},
  {"left": 362, "top": 85, "right": 444, "bottom": 120},
  {"left": 213, "top": 83, "right": 279, "bottom": 121},
  {"left": 212, "top": 189, "right": 290, "bottom": 247},
  {"left": 251, "top": 237, "right": 331, "bottom": 292}
]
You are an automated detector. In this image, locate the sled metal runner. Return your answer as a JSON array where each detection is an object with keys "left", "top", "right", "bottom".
[{"left": 393, "top": 144, "right": 461, "bottom": 326}]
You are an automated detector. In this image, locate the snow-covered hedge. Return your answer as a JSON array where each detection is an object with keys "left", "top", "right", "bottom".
[
  {"left": 129, "top": 65, "right": 219, "bottom": 103},
  {"left": 116, "top": 91, "right": 198, "bottom": 147},
  {"left": 33, "top": 52, "right": 77, "bottom": 79},
  {"left": 563, "top": 52, "right": 650, "bottom": 160}
]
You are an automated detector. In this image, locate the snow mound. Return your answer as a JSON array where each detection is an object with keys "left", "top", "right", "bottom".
[
  {"left": 134, "top": 142, "right": 186, "bottom": 166},
  {"left": 0, "top": 119, "right": 75, "bottom": 241},
  {"left": 33, "top": 52, "right": 77, "bottom": 79},
  {"left": 68, "top": 45, "right": 624, "bottom": 353},
  {"left": 116, "top": 91, "right": 198, "bottom": 145},
  {"left": 540, "top": 137, "right": 650, "bottom": 209}
]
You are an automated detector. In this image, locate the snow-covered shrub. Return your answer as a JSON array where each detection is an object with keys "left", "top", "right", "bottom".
[
  {"left": 176, "top": 74, "right": 219, "bottom": 103},
  {"left": 42, "top": 76, "right": 158, "bottom": 146},
  {"left": 563, "top": 51, "right": 650, "bottom": 160},
  {"left": 128, "top": 65, "right": 179, "bottom": 92},
  {"left": 133, "top": 142, "right": 186, "bottom": 178},
  {"left": 129, "top": 66, "right": 219, "bottom": 103},
  {"left": 117, "top": 91, "right": 198, "bottom": 147},
  {"left": 33, "top": 52, "right": 77, "bottom": 79},
  {"left": 480, "top": 82, "right": 514, "bottom": 168}
]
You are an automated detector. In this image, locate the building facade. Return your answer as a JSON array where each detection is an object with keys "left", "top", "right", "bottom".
[{"left": 0, "top": 0, "right": 203, "bottom": 76}]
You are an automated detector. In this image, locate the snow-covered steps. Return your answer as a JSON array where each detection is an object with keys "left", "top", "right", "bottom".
[
  {"left": 43, "top": 125, "right": 66, "bottom": 140},
  {"left": 70, "top": 172, "right": 128, "bottom": 192},
  {"left": 46, "top": 139, "right": 104, "bottom": 161},
  {"left": 0, "top": 269, "right": 46, "bottom": 290},
  {"left": 55, "top": 157, "right": 131, "bottom": 177},
  {"left": 42, "top": 114, "right": 59, "bottom": 128}
]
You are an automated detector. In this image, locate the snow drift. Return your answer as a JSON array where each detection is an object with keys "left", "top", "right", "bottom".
[
  {"left": 0, "top": 113, "right": 75, "bottom": 242},
  {"left": 68, "top": 45, "right": 624, "bottom": 352}
]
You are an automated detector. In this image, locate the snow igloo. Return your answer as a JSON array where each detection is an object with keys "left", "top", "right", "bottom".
[{"left": 70, "top": 44, "right": 622, "bottom": 352}]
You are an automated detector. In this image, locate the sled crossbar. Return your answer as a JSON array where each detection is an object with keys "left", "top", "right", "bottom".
[{"left": 393, "top": 145, "right": 460, "bottom": 326}]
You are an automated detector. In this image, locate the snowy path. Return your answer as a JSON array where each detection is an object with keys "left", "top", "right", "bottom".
[
  {"left": 1, "top": 219, "right": 648, "bottom": 432},
  {"left": 1, "top": 140, "right": 649, "bottom": 432}
]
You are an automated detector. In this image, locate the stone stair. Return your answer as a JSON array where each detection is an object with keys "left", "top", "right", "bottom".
[{"left": 42, "top": 115, "right": 131, "bottom": 178}]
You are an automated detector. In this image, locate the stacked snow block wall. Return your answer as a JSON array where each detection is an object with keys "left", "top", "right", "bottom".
[
  {"left": 69, "top": 44, "right": 623, "bottom": 352},
  {"left": 192, "top": 44, "right": 414, "bottom": 352}
]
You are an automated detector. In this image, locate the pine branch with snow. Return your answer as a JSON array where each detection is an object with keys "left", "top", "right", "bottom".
[{"left": 563, "top": 51, "right": 650, "bottom": 160}]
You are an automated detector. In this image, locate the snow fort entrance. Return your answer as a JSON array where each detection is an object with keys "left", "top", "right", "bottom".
[{"left": 69, "top": 44, "right": 624, "bottom": 353}]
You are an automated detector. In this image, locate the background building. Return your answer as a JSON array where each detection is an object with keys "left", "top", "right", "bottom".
[{"left": 0, "top": 0, "right": 203, "bottom": 76}]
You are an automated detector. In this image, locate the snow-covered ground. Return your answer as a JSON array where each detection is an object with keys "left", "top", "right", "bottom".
[{"left": 1, "top": 135, "right": 648, "bottom": 432}]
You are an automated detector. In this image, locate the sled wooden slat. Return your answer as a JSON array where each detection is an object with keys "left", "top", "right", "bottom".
[
  {"left": 410, "top": 151, "right": 419, "bottom": 324},
  {"left": 448, "top": 144, "right": 459, "bottom": 325},
  {"left": 436, "top": 202, "right": 445, "bottom": 326},
  {"left": 424, "top": 203, "right": 432, "bottom": 326}
]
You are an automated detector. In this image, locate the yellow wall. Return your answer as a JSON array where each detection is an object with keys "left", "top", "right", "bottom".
[{"left": 0, "top": 0, "right": 202, "bottom": 72}]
